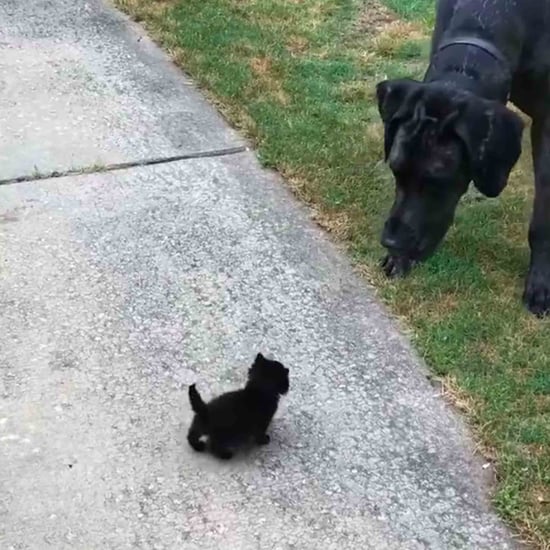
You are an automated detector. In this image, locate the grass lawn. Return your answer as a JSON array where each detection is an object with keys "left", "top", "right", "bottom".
[{"left": 114, "top": 0, "right": 550, "bottom": 545}]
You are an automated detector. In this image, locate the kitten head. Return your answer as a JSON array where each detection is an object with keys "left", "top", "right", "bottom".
[{"left": 248, "top": 353, "right": 289, "bottom": 395}]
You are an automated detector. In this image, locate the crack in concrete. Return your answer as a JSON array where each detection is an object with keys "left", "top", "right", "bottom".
[{"left": 0, "top": 146, "right": 248, "bottom": 187}]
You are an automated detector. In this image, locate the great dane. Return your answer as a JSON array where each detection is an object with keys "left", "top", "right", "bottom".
[{"left": 376, "top": 0, "right": 550, "bottom": 315}]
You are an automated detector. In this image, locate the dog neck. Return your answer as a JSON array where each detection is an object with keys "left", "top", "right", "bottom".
[{"left": 424, "top": 37, "right": 512, "bottom": 103}]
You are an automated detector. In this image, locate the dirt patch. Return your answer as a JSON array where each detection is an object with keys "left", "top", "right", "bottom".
[{"left": 355, "top": 0, "right": 397, "bottom": 34}]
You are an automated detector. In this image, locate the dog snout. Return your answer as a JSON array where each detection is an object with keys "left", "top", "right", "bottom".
[
  {"left": 381, "top": 233, "right": 400, "bottom": 250},
  {"left": 382, "top": 217, "right": 416, "bottom": 251}
]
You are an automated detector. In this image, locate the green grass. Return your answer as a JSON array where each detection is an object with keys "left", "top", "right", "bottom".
[
  {"left": 115, "top": 0, "right": 550, "bottom": 545},
  {"left": 383, "top": 0, "right": 434, "bottom": 21}
]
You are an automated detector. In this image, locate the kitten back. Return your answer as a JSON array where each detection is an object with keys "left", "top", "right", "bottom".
[{"left": 189, "top": 384, "right": 208, "bottom": 421}]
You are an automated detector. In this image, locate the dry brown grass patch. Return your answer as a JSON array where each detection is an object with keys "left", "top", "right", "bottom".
[
  {"left": 286, "top": 35, "right": 310, "bottom": 55},
  {"left": 365, "top": 121, "right": 384, "bottom": 141},
  {"left": 439, "top": 376, "right": 501, "bottom": 468},
  {"left": 390, "top": 289, "right": 461, "bottom": 321},
  {"left": 476, "top": 340, "right": 502, "bottom": 364},
  {"left": 115, "top": 0, "right": 174, "bottom": 19},
  {"left": 372, "top": 20, "right": 427, "bottom": 57},
  {"left": 440, "top": 374, "right": 478, "bottom": 416},
  {"left": 249, "top": 56, "right": 290, "bottom": 105},
  {"left": 311, "top": 209, "right": 351, "bottom": 240}
]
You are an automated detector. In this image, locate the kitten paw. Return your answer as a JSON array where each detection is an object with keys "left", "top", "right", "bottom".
[
  {"left": 215, "top": 449, "right": 234, "bottom": 460},
  {"left": 188, "top": 437, "right": 206, "bottom": 452},
  {"left": 255, "top": 434, "right": 270, "bottom": 445}
]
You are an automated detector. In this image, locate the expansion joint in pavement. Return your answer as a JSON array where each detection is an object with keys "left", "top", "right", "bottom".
[{"left": 0, "top": 145, "right": 248, "bottom": 187}]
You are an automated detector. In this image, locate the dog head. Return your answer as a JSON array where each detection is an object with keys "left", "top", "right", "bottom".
[
  {"left": 248, "top": 353, "right": 289, "bottom": 395},
  {"left": 376, "top": 78, "right": 524, "bottom": 274}
]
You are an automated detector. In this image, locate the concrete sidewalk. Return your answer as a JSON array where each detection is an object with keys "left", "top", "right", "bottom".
[{"left": 0, "top": 1, "right": 520, "bottom": 549}]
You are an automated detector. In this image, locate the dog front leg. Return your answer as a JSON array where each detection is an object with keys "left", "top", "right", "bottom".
[{"left": 524, "top": 118, "right": 550, "bottom": 316}]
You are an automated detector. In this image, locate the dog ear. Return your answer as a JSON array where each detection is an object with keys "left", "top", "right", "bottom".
[
  {"left": 376, "top": 79, "right": 422, "bottom": 160},
  {"left": 454, "top": 97, "right": 524, "bottom": 197},
  {"left": 376, "top": 79, "right": 420, "bottom": 121}
]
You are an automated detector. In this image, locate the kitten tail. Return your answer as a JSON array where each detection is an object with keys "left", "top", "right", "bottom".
[{"left": 189, "top": 384, "right": 208, "bottom": 421}]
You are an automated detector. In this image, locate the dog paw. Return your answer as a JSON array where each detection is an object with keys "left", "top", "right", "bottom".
[
  {"left": 381, "top": 254, "right": 414, "bottom": 278},
  {"left": 255, "top": 434, "right": 270, "bottom": 445},
  {"left": 523, "top": 264, "right": 550, "bottom": 317}
]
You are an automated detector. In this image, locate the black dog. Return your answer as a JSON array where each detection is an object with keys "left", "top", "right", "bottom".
[
  {"left": 376, "top": 0, "right": 550, "bottom": 316},
  {"left": 187, "top": 353, "right": 289, "bottom": 459}
]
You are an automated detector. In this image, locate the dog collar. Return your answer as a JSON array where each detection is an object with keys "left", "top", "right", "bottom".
[
  {"left": 433, "top": 36, "right": 511, "bottom": 102},
  {"left": 436, "top": 36, "right": 508, "bottom": 66}
]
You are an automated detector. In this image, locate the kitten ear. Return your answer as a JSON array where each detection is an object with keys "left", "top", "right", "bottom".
[{"left": 254, "top": 353, "right": 265, "bottom": 365}]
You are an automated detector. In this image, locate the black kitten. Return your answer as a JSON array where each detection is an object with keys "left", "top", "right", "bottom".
[{"left": 187, "top": 353, "right": 289, "bottom": 460}]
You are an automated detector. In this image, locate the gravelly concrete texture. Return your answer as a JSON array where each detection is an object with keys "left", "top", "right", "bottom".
[
  {"left": 0, "top": 0, "right": 244, "bottom": 181},
  {"left": 0, "top": 1, "right": 521, "bottom": 549}
]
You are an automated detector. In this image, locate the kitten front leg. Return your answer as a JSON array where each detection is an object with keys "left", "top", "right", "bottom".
[{"left": 254, "top": 415, "right": 273, "bottom": 445}]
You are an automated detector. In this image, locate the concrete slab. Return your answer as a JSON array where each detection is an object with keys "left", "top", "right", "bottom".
[
  {"left": 0, "top": 0, "right": 244, "bottom": 181},
  {"left": 0, "top": 153, "right": 518, "bottom": 549}
]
